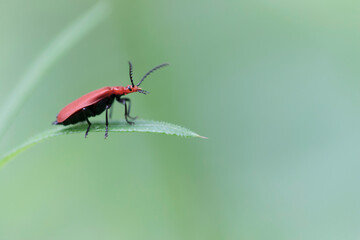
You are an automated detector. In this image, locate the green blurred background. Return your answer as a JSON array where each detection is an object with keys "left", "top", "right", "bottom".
[{"left": 1, "top": 0, "right": 360, "bottom": 239}]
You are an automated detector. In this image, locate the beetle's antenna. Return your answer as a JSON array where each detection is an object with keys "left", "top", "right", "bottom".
[
  {"left": 137, "top": 63, "right": 169, "bottom": 86},
  {"left": 128, "top": 61, "right": 135, "bottom": 87},
  {"left": 138, "top": 89, "right": 150, "bottom": 95}
]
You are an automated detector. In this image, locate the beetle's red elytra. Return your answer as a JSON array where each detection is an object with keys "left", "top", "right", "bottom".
[{"left": 53, "top": 62, "right": 168, "bottom": 138}]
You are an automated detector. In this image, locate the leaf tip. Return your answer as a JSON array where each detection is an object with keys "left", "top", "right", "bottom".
[{"left": 197, "top": 135, "right": 208, "bottom": 139}]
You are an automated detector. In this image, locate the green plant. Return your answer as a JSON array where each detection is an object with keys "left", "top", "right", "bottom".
[{"left": 0, "top": 120, "right": 205, "bottom": 168}]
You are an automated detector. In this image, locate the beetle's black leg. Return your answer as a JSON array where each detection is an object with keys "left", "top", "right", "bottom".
[
  {"left": 122, "top": 98, "right": 138, "bottom": 120},
  {"left": 118, "top": 98, "right": 135, "bottom": 125},
  {"left": 116, "top": 97, "right": 136, "bottom": 124},
  {"left": 124, "top": 101, "right": 135, "bottom": 125},
  {"left": 82, "top": 108, "right": 92, "bottom": 138},
  {"left": 85, "top": 118, "right": 91, "bottom": 138},
  {"left": 105, "top": 105, "right": 110, "bottom": 139}
]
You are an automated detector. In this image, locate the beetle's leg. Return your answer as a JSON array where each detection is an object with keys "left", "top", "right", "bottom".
[
  {"left": 105, "top": 105, "right": 110, "bottom": 139},
  {"left": 122, "top": 98, "right": 138, "bottom": 120},
  {"left": 85, "top": 118, "right": 92, "bottom": 138},
  {"left": 118, "top": 98, "right": 135, "bottom": 124},
  {"left": 116, "top": 97, "right": 136, "bottom": 124},
  {"left": 82, "top": 107, "right": 93, "bottom": 138},
  {"left": 124, "top": 101, "right": 135, "bottom": 125}
]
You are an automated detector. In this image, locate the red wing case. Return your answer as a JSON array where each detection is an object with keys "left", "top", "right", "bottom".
[{"left": 56, "top": 87, "right": 113, "bottom": 123}]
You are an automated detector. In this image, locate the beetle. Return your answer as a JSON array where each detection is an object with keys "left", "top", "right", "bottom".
[{"left": 53, "top": 62, "right": 168, "bottom": 138}]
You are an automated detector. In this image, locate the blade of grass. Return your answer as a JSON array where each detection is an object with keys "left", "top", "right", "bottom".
[
  {"left": 0, "top": 120, "right": 206, "bottom": 169},
  {"left": 0, "top": 1, "right": 110, "bottom": 139}
]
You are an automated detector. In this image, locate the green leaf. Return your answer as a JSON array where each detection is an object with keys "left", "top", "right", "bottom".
[{"left": 0, "top": 120, "right": 206, "bottom": 169}]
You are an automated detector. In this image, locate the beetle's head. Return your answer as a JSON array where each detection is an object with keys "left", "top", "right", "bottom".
[
  {"left": 124, "top": 85, "right": 141, "bottom": 94},
  {"left": 127, "top": 61, "right": 168, "bottom": 95}
]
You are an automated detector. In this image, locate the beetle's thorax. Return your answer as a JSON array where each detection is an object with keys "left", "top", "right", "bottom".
[{"left": 112, "top": 85, "right": 140, "bottom": 95}]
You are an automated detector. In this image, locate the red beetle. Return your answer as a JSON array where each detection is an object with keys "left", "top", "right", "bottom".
[{"left": 53, "top": 62, "right": 168, "bottom": 138}]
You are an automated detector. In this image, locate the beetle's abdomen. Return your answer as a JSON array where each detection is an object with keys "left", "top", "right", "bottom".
[
  {"left": 56, "top": 87, "right": 114, "bottom": 123},
  {"left": 59, "top": 96, "right": 115, "bottom": 125}
]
